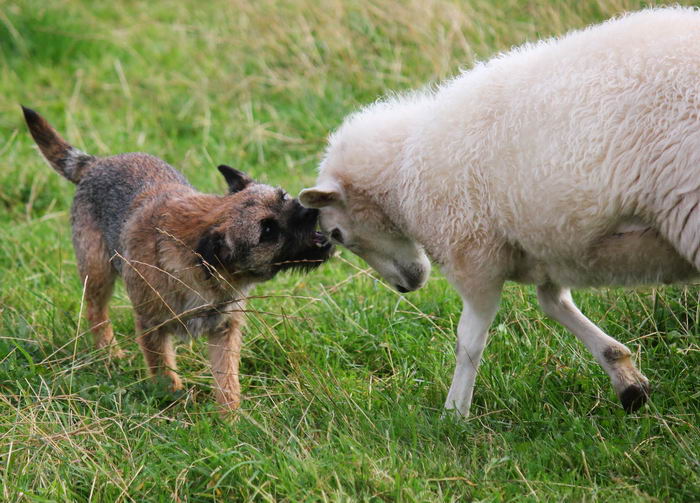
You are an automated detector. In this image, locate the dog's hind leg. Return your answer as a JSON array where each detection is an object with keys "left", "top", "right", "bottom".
[
  {"left": 72, "top": 205, "right": 122, "bottom": 358},
  {"left": 537, "top": 283, "right": 650, "bottom": 412},
  {"left": 207, "top": 312, "right": 245, "bottom": 412},
  {"left": 136, "top": 321, "right": 183, "bottom": 392}
]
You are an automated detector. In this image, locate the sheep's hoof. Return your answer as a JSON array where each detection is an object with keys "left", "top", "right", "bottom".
[{"left": 619, "top": 381, "right": 650, "bottom": 413}]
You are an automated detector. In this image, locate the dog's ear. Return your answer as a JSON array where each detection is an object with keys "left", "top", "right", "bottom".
[
  {"left": 218, "top": 165, "right": 253, "bottom": 194},
  {"left": 195, "top": 231, "right": 227, "bottom": 277},
  {"left": 299, "top": 185, "right": 342, "bottom": 208}
]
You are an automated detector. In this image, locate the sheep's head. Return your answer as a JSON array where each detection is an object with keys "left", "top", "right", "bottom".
[{"left": 299, "top": 180, "right": 430, "bottom": 293}]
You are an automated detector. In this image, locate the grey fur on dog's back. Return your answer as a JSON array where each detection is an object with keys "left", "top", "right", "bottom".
[{"left": 73, "top": 153, "right": 190, "bottom": 268}]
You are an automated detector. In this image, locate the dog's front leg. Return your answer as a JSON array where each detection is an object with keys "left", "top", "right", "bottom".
[
  {"left": 444, "top": 286, "right": 502, "bottom": 417},
  {"left": 136, "top": 320, "right": 183, "bottom": 392},
  {"left": 207, "top": 314, "right": 244, "bottom": 412}
]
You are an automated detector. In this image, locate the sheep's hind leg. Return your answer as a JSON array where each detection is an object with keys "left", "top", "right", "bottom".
[{"left": 537, "top": 284, "right": 649, "bottom": 412}]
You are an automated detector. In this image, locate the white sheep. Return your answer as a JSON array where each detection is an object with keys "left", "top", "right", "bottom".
[{"left": 300, "top": 7, "right": 700, "bottom": 416}]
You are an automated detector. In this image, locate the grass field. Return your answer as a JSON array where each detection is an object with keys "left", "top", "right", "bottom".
[{"left": 2, "top": 0, "right": 700, "bottom": 501}]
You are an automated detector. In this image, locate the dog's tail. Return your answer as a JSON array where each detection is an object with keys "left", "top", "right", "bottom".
[{"left": 21, "top": 106, "right": 96, "bottom": 184}]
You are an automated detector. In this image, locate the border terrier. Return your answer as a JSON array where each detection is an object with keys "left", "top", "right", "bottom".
[{"left": 22, "top": 106, "right": 333, "bottom": 411}]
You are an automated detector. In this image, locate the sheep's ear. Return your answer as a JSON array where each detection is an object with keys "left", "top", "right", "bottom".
[
  {"left": 299, "top": 186, "right": 341, "bottom": 208},
  {"left": 218, "top": 165, "right": 253, "bottom": 194}
]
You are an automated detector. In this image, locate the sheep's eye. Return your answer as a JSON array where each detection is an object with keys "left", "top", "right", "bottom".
[
  {"left": 330, "top": 228, "right": 344, "bottom": 244},
  {"left": 260, "top": 219, "right": 279, "bottom": 242}
]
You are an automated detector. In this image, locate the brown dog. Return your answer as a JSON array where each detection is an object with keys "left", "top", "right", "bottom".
[{"left": 23, "top": 106, "right": 333, "bottom": 411}]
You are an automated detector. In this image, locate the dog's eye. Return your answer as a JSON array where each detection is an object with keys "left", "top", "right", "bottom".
[
  {"left": 260, "top": 219, "right": 279, "bottom": 242},
  {"left": 330, "top": 228, "right": 344, "bottom": 244}
]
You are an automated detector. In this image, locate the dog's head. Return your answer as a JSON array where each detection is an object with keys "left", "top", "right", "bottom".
[
  {"left": 298, "top": 179, "right": 430, "bottom": 293},
  {"left": 196, "top": 165, "right": 334, "bottom": 282}
]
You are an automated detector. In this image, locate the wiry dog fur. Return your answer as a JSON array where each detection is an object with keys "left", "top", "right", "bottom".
[
  {"left": 300, "top": 8, "right": 700, "bottom": 416},
  {"left": 23, "top": 106, "right": 333, "bottom": 411}
]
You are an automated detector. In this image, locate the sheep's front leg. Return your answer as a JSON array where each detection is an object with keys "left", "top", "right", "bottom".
[
  {"left": 207, "top": 315, "right": 244, "bottom": 412},
  {"left": 444, "top": 288, "right": 502, "bottom": 416},
  {"left": 536, "top": 283, "right": 650, "bottom": 412}
]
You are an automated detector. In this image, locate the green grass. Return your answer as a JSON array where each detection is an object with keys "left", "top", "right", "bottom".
[{"left": 2, "top": 0, "right": 700, "bottom": 501}]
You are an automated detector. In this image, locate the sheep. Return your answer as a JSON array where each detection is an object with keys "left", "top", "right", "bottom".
[{"left": 299, "top": 7, "right": 700, "bottom": 416}]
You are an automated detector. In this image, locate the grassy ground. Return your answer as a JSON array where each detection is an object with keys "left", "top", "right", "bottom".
[{"left": 2, "top": 0, "right": 700, "bottom": 501}]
